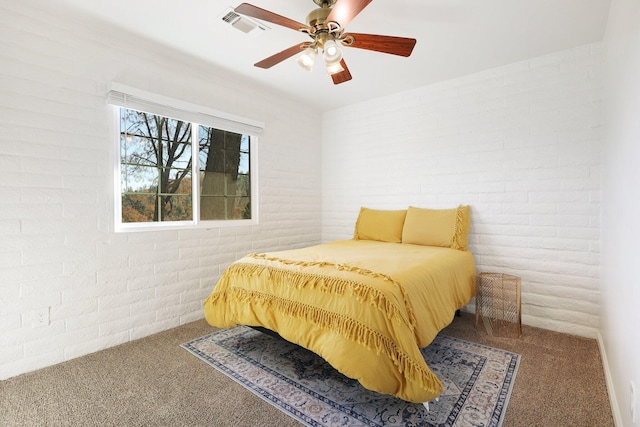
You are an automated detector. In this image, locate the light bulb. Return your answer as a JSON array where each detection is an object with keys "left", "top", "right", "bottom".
[
  {"left": 323, "top": 40, "right": 343, "bottom": 65},
  {"left": 296, "top": 47, "right": 317, "bottom": 72}
]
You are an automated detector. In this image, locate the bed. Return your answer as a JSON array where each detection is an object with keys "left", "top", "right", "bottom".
[{"left": 203, "top": 206, "right": 476, "bottom": 404}]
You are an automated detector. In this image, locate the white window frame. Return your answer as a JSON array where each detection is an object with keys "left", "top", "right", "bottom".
[{"left": 108, "top": 84, "right": 263, "bottom": 232}]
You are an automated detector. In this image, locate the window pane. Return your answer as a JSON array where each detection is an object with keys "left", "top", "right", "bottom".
[
  {"left": 200, "top": 196, "right": 227, "bottom": 221},
  {"left": 198, "top": 125, "right": 250, "bottom": 220},
  {"left": 121, "top": 164, "right": 158, "bottom": 193},
  {"left": 122, "top": 194, "right": 156, "bottom": 223},
  {"left": 120, "top": 135, "right": 158, "bottom": 167},
  {"left": 231, "top": 197, "right": 251, "bottom": 219},
  {"left": 119, "top": 107, "right": 193, "bottom": 224},
  {"left": 199, "top": 196, "right": 250, "bottom": 220},
  {"left": 200, "top": 147, "right": 224, "bottom": 175},
  {"left": 199, "top": 171, "right": 224, "bottom": 196},
  {"left": 159, "top": 167, "right": 192, "bottom": 195},
  {"left": 162, "top": 142, "right": 191, "bottom": 170},
  {"left": 159, "top": 194, "right": 192, "bottom": 221}
]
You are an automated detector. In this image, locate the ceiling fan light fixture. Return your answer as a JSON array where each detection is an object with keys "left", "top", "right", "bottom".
[
  {"left": 235, "top": 1, "right": 414, "bottom": 85},
  {"left": 322, "top": 39, "right": 343, "bottom": 65},
  {"left": 296, "top": 47, "right": 317, "bottom": 72},
  {"left": 325, "top": 61, "right": 344, "bottom": 76}
]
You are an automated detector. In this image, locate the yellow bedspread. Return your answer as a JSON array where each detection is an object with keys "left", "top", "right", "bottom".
[{"left": 203, "top": 239, "right": 476, "bottom": 403}]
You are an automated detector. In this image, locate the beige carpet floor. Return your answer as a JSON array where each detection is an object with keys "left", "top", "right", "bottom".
[{"left": 0, "top": 312, "right": 614, "bottom": 426}]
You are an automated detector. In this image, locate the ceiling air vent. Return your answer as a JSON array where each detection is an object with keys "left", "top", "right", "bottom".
[{"left": 220, "top": 7, "right": 268, "bottom": 34}]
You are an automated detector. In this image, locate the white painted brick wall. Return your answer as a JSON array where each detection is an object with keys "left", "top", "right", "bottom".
[
  {"left": 322, "top": 44, "right": 603, "bottom": 338},
  {"left": 0, "top": 1, "right": 321, "bottom": 380}
]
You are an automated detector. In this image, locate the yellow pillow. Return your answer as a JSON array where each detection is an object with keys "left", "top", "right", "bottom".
[
  {"left": 401, "top": 205, "right": 471, "bottom": 250},
  {"left": 353, "top": 208, "right": 407, "bottom": 243}
]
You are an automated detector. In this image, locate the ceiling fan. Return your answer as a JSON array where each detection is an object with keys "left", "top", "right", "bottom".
[{"left": 234, "top": 0, "right": 417, "bottom": 85}]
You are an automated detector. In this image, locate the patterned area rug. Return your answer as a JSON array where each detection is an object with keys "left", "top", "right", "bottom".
[{"left": 182, "top": 326, "right": 520, "bottom": 427}]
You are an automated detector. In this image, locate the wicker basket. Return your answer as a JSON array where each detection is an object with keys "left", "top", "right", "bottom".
[{"left": 475, "top": 272, "right": 522, "bottom": 338}]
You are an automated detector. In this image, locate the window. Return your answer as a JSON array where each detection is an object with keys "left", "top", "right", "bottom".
[
  {"left": 198, "top": 126, "right": 251, "bottom": 221},
  {"left": 108, "top": 85, "right": 263, "bottom": 231}
]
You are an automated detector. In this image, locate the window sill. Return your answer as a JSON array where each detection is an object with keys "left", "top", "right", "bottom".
[{"left": 114, "top": 218, "right": 258, "bottom": 233}]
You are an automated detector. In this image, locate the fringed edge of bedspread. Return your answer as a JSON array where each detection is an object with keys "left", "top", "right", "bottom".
[
  {"left": 204, "top": 288, "right": 444, "bottom": 401},
  {"left": 247, "top": 254, "right": 420, "bottom": 335}
]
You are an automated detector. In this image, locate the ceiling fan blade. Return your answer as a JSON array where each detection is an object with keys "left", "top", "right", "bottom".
[
  {"left": 331, "top": 59, "right": 352, "bottom": 85},
  {"left": 254, "top": 44, "right": 305, "bottom": 69},
  {"left": 326, "top": 0, "right": 373, "bottom": 30},
  {"left": 235, "top": 3, "right": 311, "bottom": 32},
  {"left": 343, "top": 33, "right": 417, "bottom": 57}
]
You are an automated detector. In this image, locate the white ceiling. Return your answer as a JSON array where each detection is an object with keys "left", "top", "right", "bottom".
[{"left": 50, "top": 0, "right": 611, "bottom": 111}]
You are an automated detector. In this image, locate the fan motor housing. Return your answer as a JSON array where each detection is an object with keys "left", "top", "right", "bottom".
[{"left": 306, "top": 7, "right": 331, "bottom": 29}]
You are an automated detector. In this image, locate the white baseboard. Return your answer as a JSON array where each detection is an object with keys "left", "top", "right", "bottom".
[{"left": 597, "top": 331, "right": 623, "bottom": 427}]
